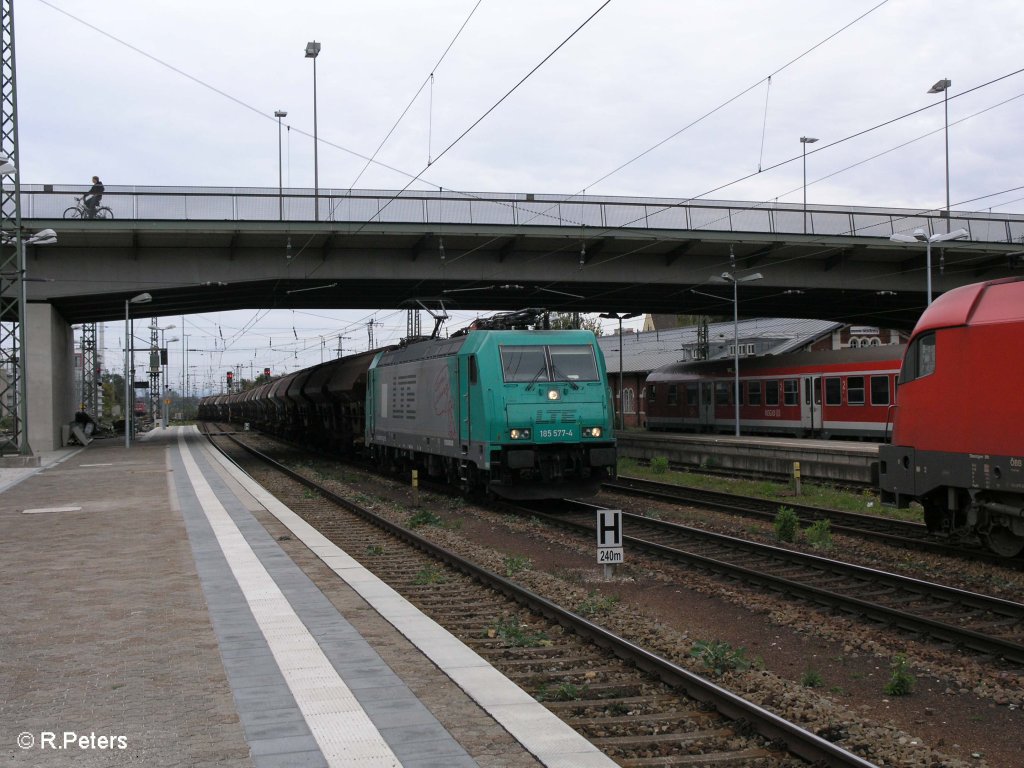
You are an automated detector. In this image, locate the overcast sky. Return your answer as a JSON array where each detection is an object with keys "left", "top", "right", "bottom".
[{"left": 14, "top": 0, "right": 1024, "bottom": 391}]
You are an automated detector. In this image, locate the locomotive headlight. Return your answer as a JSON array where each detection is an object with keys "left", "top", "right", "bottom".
[
  {"left": 547, "top": 389, "right": 560, "bottom": 401},
  {"left": 583, "top": 426, "right": 603, "bottom": 438},
  {"left": 510, "top": 428, "right": 532, "bottom": 440}
]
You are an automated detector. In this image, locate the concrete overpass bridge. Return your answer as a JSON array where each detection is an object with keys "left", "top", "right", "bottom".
[{"left": 13, "top": 184, "right": 1024, "bottom": 450}]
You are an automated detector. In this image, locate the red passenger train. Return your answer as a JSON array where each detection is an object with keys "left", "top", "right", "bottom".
[
  {"left": 879, "top": 277, "right": 1024, "bottom": 557},
  {"left": 645, "top": 345, "right": 904, "bottom": 439}
]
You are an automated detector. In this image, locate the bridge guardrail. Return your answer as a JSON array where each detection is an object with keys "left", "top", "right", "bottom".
[{"left": 13, "top": 184, "right": 1024, "bottom": 244}]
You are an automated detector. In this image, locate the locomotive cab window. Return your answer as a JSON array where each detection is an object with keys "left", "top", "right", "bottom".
[
  {"left": 549, "top": 345, "right": 599, "bottom": 381},
  {"left": 500, "top": 344, "right": 599, "bottom": 384},
  {"left": 899, "top": 332, "right": 936, "bottom": 384},
  {"left": 501, "top": 346, "right": 547, "bottom": 382}
]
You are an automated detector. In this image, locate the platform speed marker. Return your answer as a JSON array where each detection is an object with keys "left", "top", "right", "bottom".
[{"left": 596, "top": 509, "right": 624, "bottom": 565}]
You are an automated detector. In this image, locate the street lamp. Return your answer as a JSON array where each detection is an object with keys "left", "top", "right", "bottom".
[
  {"left": 889, "top": 227, "right": 968, "bottom": 304},
  {"left": 124, "top": 292, "right": 152, "bottom": 448},
  {"left": 305, "top": 41, "right": 321, "bottom": 222},
  {"left": 709, "top": 271, "right": 763, "bottom": 436},
  {"left": 599, "top": 312, "right": 641, "bottom": 430},
  {"left": 800, "top": 136, "right": 818, "bottom": 234},
  {"left": 928, "top": 78, "right": 952, "bottom": 232},
  {"left": 274, "top": 110, "right": 287, "bottom": 220}
]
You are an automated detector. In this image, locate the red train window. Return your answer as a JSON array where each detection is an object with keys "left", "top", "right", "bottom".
[
  {"left": 784, "top": 379, "right": 798, "bottom": 406},
  {"left": 825, "top": 377, "right": 842, "bottom": 406},
  {"left": 847, "top": 376, "right": 865, "bottom": 405},
  {"left": 747, "top": 381, "right": 762, "bottom": 406},
  {"left": 870, "top": 375, "right": 890, "bottom": 406}
]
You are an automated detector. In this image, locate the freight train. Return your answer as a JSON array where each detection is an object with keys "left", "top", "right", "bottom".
[
  {"left": 645, "top": 345, "right": 904, "bottom": 439},
  {"left": 879, "top": 277, "right": 1024, "bottom": 557},
  {"left": 200, "top": 315, "right": 617, "bottom": 499}
]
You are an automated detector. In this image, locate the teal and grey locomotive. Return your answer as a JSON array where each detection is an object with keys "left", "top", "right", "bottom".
[{"left": 200, "top": 323, "right": 617, "bottom": 499}]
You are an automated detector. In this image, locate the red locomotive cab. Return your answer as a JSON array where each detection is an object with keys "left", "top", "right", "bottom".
[{"left": 880, "top": 277, "right": 1024, "bottom": 556}]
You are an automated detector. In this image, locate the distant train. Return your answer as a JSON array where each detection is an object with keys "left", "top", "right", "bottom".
[
  {"left": 200, "top": 317, "right": 617, "bottom": 499},
  {"left": 879, "top": 277, "right": 1024, "bottom": 557},
  {"left": 645, "top": 345, "right": 904, "bottom": 439}
]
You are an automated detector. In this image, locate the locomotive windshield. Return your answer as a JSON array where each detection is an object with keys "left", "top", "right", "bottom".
[{"left": 500, "top": 344, "right": 599, "bottom": 383}]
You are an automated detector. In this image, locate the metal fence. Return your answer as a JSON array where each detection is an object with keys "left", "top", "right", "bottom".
[{"left": 15, "top": 184, "right": 1024, "bottom": 244}]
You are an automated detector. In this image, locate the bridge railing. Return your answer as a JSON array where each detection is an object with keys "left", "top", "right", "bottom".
[{"left": 15, "top": 184, "right": 1024, "bottom": 244}]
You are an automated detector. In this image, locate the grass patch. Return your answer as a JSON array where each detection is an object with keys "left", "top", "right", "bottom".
[
  {"left": 690, "top": 639, "right": 750, "bottom": 676},
  {"left": 804, "top": 518, "right": 834, "bottom": 549},
  {"left": 618, "top": 457, "right": 922, "bottom": 522},
  {"left": 488, "top": 616, "right": 550, "bottom": 648},
  {"left": 413, "top": 564, "right": 445, "bottom": 585},
  {"left": 503, "top": 554, "right": 532, "bottom": 577},
  {"left": 801, "top": 668, "right": 824, "bottom": 688},
  {"left": 408, "top": 509, "right": 442, "bottom": 528},
  {"left": 884, "top": 655, "right": 915, "bottom": 696},
  {"left": 575, "top": 590, "right": 620, "bottom": 617},
  {"left": 773, "top": 506, "right": 799, "bottom": 543}
]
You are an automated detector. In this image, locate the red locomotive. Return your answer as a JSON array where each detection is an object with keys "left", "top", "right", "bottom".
[
  {"left": 879, "top": 277, "right": 1024, "bottom": 557},
  {"left": 646, "top": 345, "right": 903, "bottom": 439}
]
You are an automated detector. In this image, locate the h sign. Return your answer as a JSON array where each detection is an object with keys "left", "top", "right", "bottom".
[{"left": 596, "top": 509, "right": 624, "bottom": 564}]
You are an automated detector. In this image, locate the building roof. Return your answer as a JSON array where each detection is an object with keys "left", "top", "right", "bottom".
[{"left": 596, "top": 318, "right": 842, "bottom": 374}]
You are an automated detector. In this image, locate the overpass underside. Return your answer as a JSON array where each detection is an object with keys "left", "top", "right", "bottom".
[{"left": 22, "top": 219, "right": 1024, "bottom": 328}]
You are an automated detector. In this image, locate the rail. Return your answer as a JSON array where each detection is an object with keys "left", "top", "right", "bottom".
[{"left": 14, "top": 183, "right": 1024, "bottom": 243}]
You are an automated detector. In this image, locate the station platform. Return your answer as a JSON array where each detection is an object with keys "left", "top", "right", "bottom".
[
  {"left": 617, "top": 431, "right": 879, "bottom": 484},
  {"left": 0, "top": 426, "right": 615, "bottom": 767}
]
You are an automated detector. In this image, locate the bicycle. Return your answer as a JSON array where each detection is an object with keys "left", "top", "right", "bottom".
[{"left": 63, "top": 197, "right": 114, "bottom": 220}]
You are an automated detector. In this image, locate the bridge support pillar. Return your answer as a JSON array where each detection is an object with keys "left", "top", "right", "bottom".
[{"left": 26, "top": 303, "right": 75, "bottom": 452}]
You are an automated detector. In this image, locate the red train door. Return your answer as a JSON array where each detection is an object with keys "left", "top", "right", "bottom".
[
  {"left": 699, "top": 382, "right": 715, "bottom": 430},
  {"left": 801, "top": 376, "right": 822, "bottom": 434}
]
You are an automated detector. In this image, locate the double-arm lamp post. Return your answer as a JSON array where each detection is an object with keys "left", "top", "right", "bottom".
[
  {"left": 889, "top": 228, "right": 968, "bottom": 305},
  {"left": 708, "top": 271, "right": 763, "bottom": 436}
]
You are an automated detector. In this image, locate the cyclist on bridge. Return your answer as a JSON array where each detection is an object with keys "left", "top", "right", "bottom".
[{"left": 83, "top": 176, "right": 104, "bottom": 218}]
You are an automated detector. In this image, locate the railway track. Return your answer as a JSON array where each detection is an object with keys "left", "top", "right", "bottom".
[
  {"left": 203, "top": 424, "right": 877, "bottom": 768},
  {"left": 604, "top": 475, "right": 1021, "bottom": 567},
  {"left": 524, "top": 499, "right": 1024, "bottom": 665}
]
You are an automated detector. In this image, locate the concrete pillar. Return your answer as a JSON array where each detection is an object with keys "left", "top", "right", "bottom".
[{"left": 26, "top": 303, "right": 75, "bottom": 452}]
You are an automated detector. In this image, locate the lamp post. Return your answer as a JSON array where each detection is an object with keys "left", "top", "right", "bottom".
[
  {"left": 124, "top": 292, "right": 152, "bottom": 448},
  {"left": 274, "top": 110, "right": 287, "bottom": 220},
  {"left": 928, "top": 78, "right": 952, "bottom": 232},
  {"left": 800, "top": 136, "right": 818, "bottom": 234},
  {"left": 889, "top": 227, "right": 968, "bottom": 304},
  {"left": 599, "top": 312, "right": 640, "bottom": 430},
  {"left": 305, "top": 41, "right": 321, "bottom": 222},
  {"left": 710, "top": 271, "right": 763, "bottom": 436}
]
